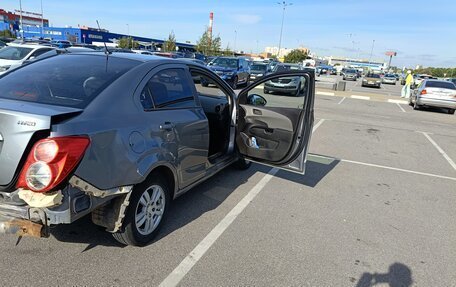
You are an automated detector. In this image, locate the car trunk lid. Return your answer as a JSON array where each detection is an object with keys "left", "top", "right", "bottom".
[
  {"left": 425, "top": 87, "right": 456, "bottom": 100},
  {"left": 0, "top": 99, "right": 82, "bottom": 188}
]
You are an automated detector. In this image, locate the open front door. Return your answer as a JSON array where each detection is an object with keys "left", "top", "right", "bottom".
[{"left": 235, "top": 70, "right": 315, "bottom": 174}]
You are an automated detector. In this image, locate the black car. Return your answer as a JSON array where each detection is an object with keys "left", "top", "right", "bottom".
[
  {"left": 206, "top": 57, "right": 250, "bottom": 89},
  {"left": 249, "top": 63, "right": 271, "bottom": 82}
]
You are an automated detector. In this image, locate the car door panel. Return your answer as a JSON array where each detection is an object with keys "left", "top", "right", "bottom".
[{"left": 236, "top": 71, "right": 314, "bottom": 174}]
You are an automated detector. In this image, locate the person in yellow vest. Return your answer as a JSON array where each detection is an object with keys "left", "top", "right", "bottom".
[{"left": 401, "top": 70, "right": 413, "bottom": 98}]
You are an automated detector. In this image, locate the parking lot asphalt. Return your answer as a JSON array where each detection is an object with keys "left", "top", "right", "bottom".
[{"left": 1, "top": 91, "right": 455, "bottom": 286}]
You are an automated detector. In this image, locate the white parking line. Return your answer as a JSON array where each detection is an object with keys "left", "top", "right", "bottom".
[
  {"left": 337, "top": 97, "right": 346, "bottom": 105},
  {"left": 309, "top": 154, "right": 456, "bottom": 182},
  {"left": 316, "top": 91, "right": 335, "bottom": 96},
  {"left": 388, "top": 99, "right": 408, "bottom": 105},
  {"left": 396, "top": 103, "right": 406, "bottom": 113},
  {"left": 420, "top": 132, "right": 456, "bottom": 172},
  {"left": 351, "top": 95, "right": 370, "bottom": 100},
  {"left": 159, "top": 120, "right": 326, "bottom": 287}
]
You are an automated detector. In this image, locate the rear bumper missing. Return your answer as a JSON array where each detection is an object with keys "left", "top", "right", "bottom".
[{"left": 0, "top": 214, "right": 47, "bottom": 238}]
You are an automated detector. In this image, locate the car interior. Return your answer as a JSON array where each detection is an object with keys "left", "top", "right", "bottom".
[{"left": 190, "top": 72, "right": 231, "bottom": 161}]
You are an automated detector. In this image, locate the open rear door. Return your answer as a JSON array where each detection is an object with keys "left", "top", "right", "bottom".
[{"left": 235, "top": 70, "right": 315, "bottom": 174}]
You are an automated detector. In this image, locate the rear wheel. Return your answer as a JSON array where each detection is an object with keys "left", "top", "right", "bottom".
[
  {"left": 112, "top": 177, "right": 170, "bottom": 246},
  {"left": 448, "top": 109, "right": 455, "bottom": 115}
]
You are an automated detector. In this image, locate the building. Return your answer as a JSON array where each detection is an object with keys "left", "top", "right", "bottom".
[
  {"left": 264, "top": 46, "right": 309, "bottom": 58},
  {"left": 0, "top": 9, "right": 49, "bottom": 30},
  {"left": 0, "top": 8, "right": 195, "bottom": 51},
  {"left": 327, "top": 56, "right": 386, "bottom": 71}
]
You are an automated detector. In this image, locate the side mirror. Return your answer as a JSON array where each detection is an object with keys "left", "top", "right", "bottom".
[{"left": 247, "top": 94, "right": 267, "bottom": 106}]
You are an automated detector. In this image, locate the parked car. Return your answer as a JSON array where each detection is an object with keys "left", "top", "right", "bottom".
[
  {"left": 448, "top": 78, "right": 456, "bottom": 86},
  {"left": 206, "top": 56, "right": 250, "bottom": 89},
  {"left": 131, "top": 49, "right": 155, "bottom": 55},
  {"left": 0, "top": 52, "right": 315, "bottom": 246},
  {"left": 362, "top": 73, "right": 382, "bottom": 88},
  {"left": 0, "top": 43, "right": 55, "bottom": 74},
  {"left": 342, "top": 69, "right": 358, "bottom": 81},
  {"left": 329, "top": 67, "right": 337, "bottom": 75},
  {"left": 409, "top": 79, "right": 456, "bottom": 114},
  {"left": 249, "top": 63, "right": 271, "bottom": 81},
  {"left": 382, "top": 74, "right": 397, "bottom": 85},
  {"left": 412, "top": 74, "right": 436, "bottom": 89},
  {"left": 264, "top": 63, "right": 305, "bottom": 95},
  {"left": 50, "top": 40, "right": 72, "bottom": 48}
]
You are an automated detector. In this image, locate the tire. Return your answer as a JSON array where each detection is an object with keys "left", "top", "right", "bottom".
[
  {"left": 264, "top": 88, "right": 270, "bottom": 94},
  {"left": 231, "top": 77, "right": 238, "bottom": 90},
  {"left": 201, "top": 81, "right": 208, "bottom": 87},
  {"left": 343, "top": 77, "right": 346, "bottom": 80},
  {"left": 234, "top": 157, "right": 251, "bottom": 170},
  {"left": 112, "top": 177, "right": 170, "bottom": 246},
  {"left": 448, "top": 109, "right": 455, "bottom": 115}
]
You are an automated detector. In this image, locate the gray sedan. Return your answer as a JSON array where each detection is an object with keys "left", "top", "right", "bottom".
[
  {"left": 409, "top": 79, "right": 456, "bottom": 114},
  {"left": 0, "top": 52, "right": 315, "bottom": 245}
]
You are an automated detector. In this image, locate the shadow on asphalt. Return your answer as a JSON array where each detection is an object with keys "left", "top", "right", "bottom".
[
  {"left": 414, "top": 106, "right": 454, "bottom": 115},
  {"left": 354, "top": 262, "right": 413, "bottom": 287},
  {"left": 50, "top": 156, "right": 338, "bottom": 249}
]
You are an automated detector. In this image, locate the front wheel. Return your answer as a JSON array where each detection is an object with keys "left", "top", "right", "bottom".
[
  {"left": 234, "top": 157, "right": 251, "bottom": 170},
  {"left": 231, "top": 77, "right": 238, "bottom": 90},
  {"left": 113, "top": 178, "right": 170, "bottom": 246},
  {"left": 448, "top": 109, "right": 455, "bottom": 115}
]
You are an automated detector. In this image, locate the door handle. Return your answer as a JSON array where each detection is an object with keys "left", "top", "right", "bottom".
[{"left": 160, "top": 122, "right": 174, "bottom": 131}]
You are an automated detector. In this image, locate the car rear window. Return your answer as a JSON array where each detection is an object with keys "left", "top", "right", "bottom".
[
  {"left": 0, "top": 46, "right": 33, "bottom": 60},
  {"left": 367, "top": 74, "right": 380, "bottom": 78},
  {"left": 0, "top": 54, "right": 139, "bottom": 108},
  {"left": 426, "top": 81, "right": 456, "bottom": 90},
  {"left": 275, "top": 65, "right": 301, "bottom": 72}
]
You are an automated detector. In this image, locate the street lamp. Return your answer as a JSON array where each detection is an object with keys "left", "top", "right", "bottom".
[
  {"left": 19, "top": 0, "right": 23, "bottom": 39},
  {"left": 234, "top": 30, "right": 237, "bottom": 55},
  {"left": 277, "top": 1, "right": 292, "bottom": 58},
  {"left": 369, "top": 40, "right": 375, "bottom": 63}
]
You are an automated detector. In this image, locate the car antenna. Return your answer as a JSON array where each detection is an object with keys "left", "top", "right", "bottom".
[{"left": 96, "top": 20, "right": 110, "bottom": 56}]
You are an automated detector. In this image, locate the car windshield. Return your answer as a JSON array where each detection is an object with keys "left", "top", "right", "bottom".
[
  {"left": 0, "top": 54, "right": 138, "bottom": 108},
  {"left": 426, "top": 81, "right": 456, "bottom": 90},
  {"left": 212, "top": 57, "right": 238, "bottom": 68},
  {"left": 0, "top": 46, "right": 33, "bottom": 60},
  {"left": 251, "top": 64, "right": 267, "bottom": 72},
  {"left": 367, "top": 74, "right": 380, "bottom": 78},
  {"left": 274, "top": 65, "right": 301, "bottom": 72},
  {"left": 347, "top": 70, "right": 357, "bottom": 73}
]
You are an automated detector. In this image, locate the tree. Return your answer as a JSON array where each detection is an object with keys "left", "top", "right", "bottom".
[
  {"left": 284, "top": 49, "right": 308, "bottom": 63},
  {"left": 195, "top": 30, "right": 222, "bottom": 56},
  {"left": 118, "top": 37, "right": 138, "bottom": 49},
  {"left": 0, "top": 29, "right": 14, "bottom": 38},
  {"left": 162, "top": 31, "right": 176, "bottom": 52}
]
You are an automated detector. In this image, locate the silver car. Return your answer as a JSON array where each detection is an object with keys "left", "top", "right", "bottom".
[
  {"left": 382, "top": 74, "right": 396, "bottom": 85},
  {"left": 409, "top": 79, "right": 456, "bottom": 114},
  {"left": 342, "top": 69, "right": 357, "bottom": 81},
  {"left": 264, "top": 63, "right": 305, "bottom": 96},
  {"left": 0, "top": 52, "right": 315, "bottom": 245}
]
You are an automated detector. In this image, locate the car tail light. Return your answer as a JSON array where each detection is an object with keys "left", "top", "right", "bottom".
[
  {"left": 420, "top": 89, "right": 427, "bottom": 95},
  {"left": 17, "top": 136, "right": 90, "bottom": 192}
]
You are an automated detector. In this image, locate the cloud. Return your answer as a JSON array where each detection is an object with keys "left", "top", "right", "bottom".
[{"left": 232, "top": 14, "right": 261, "bottom": 25}]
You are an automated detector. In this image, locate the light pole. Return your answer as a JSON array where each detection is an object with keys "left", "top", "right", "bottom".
[
  {"left": 277, "top": 1, "right": 292, "bottom": 58},
  {"left": 369, "top": 40, "right": 375, "bottom": 63},
  {"left": 19, "top": 0, "right": 23, "bottom": 39},
  {"left": 233, "top": 30, "right": 237, "bottom": 55},
  {"left": 40, "top": 0, "right": 44, "bottom": 39},
  {"left": 126, "top": 24, "right": 130, "bottom": 48}
]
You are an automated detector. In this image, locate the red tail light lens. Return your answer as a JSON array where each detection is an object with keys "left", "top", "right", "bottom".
[
  {"left": 421, "top": 89, "right": 427, "bottom": 95},
  {"left": 17, "top": 136, "right": 90, "bottom": 192}
]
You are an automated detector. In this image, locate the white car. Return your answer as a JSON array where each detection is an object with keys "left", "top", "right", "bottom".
[
  {"left": 410, "top": 79, "right": 456, "bottom": 114},
  {"left": 0, "top": 43, "right": 55, "bottom": 74}
]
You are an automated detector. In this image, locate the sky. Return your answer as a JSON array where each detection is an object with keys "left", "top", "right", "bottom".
[{"left": 2, "top": 0, "right": 456, "bottom": 67}]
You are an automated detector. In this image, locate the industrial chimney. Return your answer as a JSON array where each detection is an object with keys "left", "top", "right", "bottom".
[{"left": 208, "top": 12, "right": 213, "bottom": 46}]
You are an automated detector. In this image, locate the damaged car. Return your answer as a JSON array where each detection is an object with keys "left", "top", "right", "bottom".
[{"left": 0, "top": 52, "right": 314, "bottom": 246}]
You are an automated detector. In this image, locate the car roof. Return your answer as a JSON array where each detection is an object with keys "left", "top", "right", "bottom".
[
  {"left": 424, "top": 79, "right": 453, "bottom": 84},
  {"left": 7, "top": 43, "right": 53, "bottom": 49},
  {"left": 63, "top": 51, "right": 198, "bottom": 65}
]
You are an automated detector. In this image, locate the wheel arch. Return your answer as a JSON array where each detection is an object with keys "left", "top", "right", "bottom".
[{"left": 143, "top": 163, "right": 178, "bottom": 199}]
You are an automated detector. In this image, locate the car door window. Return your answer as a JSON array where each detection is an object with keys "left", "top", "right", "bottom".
[
  {"left": 142, "top": 68, "right": 196, "bottom": 109},
  {"left": 30, "top": 48, "right": 52, "bottom": 58}
]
